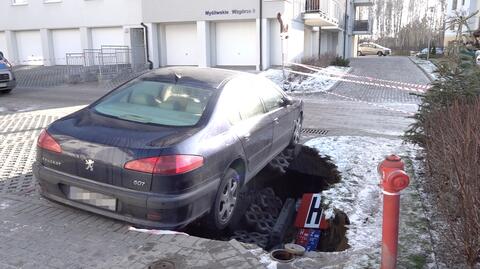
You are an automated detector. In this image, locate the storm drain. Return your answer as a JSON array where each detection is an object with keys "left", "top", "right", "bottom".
[
  {"left": 0, "top": 113, "right": 60, "bottom": 194},
  {"left": 302, "top": 128, "right": 329, "bottom": 136},
  {"left": 149, "top": 260, "right": 175, "bottom": 269}
]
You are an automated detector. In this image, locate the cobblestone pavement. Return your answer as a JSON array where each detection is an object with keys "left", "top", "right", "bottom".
[
  {"left": 301, "top": 56, "right": 429, "bottom": 139},
  {"left": 0, "top": 56, "right": 431, "bottom": 268}
]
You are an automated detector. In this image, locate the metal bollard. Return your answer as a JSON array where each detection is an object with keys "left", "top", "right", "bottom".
[{"left": 378, "top": 155, "right": 410, "bottom": 269}]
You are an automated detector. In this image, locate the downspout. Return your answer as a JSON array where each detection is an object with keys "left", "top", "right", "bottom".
[
  {"left": 343, "top": 0, "right": 348, "bottom": 58},
  {"left": 141, "top": 22, "right": 154, "bottom": 70},
  {"left": 259, "top": 0, "right": 263, "bottom": 70}
]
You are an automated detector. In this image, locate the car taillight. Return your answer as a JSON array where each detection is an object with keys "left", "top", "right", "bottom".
[
  {"left": 37, "top": 129, "right": 62, "bottom": 153},
  {"left": 124, "top": 155, "right": 204, "bottom": 175}
]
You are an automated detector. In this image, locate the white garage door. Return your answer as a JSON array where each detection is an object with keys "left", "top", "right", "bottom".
[
  {"left": 91, "top": 27, "right": 124, "bottom": 49},
  {"left": 52, "top": 29, "right": 82, "bottom": 65},
  {"left": 16, "top": 31, "right": 43, "bottom": 65},
  {"left": 165, "top": 23, "right": 197, "bottom": 66},
  {"left": 0, "top": 32, "right": 9, "bottom": 60},
  {"left": 216, "top": 21, "right": 256, "bottom": 66}
]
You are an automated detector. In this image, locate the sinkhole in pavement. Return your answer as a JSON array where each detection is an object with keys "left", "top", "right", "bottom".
[{"left": 183, "top": 145, "right": 350, "bottom": 253}]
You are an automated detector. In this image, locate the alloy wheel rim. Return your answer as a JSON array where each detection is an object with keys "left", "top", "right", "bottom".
[
  {"left": 218, "top": 175, "right": 238, "bottom": 224},
  {"left": 293, "top": 118, "right": 302, "bottom": 143}
]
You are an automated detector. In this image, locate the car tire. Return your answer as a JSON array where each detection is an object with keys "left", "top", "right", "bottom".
[
  {"left": 0, "top": 89, "right": 12, "bottom": 94},
  {"left": 357, "top": 51, "right": 363, "bottom": 56},
  {"left": 290, "top": 114, "right": 303, "bottom": 146},
  {"left": 377, "top": 51, "right": 383, "bottom": 56},
  {"left": 209, "top": 168, "right": 241, "bottom": 230}
]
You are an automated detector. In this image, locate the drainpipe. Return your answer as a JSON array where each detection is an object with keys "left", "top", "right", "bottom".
[
  {"left": 141, "top": 22, "right": 154, "bottom": 70},
  {"left": 259, "top": 0, "right": 263, "bottom": 70},
  {"left": 343, "top": 0, "right": 348, "bottom": 58}
]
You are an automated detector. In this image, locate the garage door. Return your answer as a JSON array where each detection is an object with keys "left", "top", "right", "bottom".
[
  {"left": 91, "top": 27, "right": 124, "bottom": 49},
  {"left": 165, "top": 23, "right": 197, "bottom": 66},
  {"left": 0, "top": 32, "right": 9, "bottom": 60},
  {"left": 216, "top": 21, "right": 256, "bottom": 66},
  {"left": 52, "top": 29, "right": 82, "bottom": 65},
  {"left": 16, "top": 31, "right": 43, "bottom": 65}
]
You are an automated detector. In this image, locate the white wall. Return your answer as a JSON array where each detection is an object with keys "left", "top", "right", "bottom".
[
  {"left": 0, "top": 32, "right": 8, "bottom": 59},
  {"left": 270, "top": 19, "right": 282, "bottom": 66},
  {"left": 165, "top": 23, "right": 198, "bottom": 66},
  {"left": 0, "top": 0, "right": 142, "bottom": 31},
  {"left": 287, "top": 20, "right": 305, "bottom": 62}
]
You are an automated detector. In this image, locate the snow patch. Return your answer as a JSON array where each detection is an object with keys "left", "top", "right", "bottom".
[
  {"left": 261, "top": 66, "right": 351, "bottom": 94},
  {"left": 305, "top": 136, "right": 418, "bottom": 267}
]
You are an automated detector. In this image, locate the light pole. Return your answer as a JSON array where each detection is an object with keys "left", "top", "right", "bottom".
[{"left": 427, "top": 7, "right": 435, "bottom": 60}]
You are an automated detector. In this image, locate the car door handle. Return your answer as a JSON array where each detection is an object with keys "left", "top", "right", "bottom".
[
  {"left": 243, "top": 134, "right": 250, "bottom": 142},
  {"left": 273, "top": 117, "right": 279, "bottom": 125}
]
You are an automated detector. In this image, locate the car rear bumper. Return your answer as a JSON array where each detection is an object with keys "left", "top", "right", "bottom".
[{"left": 33, "top": 162, "right": 219, "bottom": 229}]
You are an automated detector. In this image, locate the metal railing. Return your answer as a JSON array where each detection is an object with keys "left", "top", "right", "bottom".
[{"left": 303, "top": 0, "right": 341, "bottom": 25}]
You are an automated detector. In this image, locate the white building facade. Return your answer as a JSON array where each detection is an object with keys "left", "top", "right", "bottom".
[
  {"left": 0, "top": 0, "right": 372, "bottom": 70},
  {"left": 444, "top": 0, "right": 480, "bottom": 46}
]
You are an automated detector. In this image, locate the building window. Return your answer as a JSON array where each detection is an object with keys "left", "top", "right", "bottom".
[
  {"left": 452, "top": 0, "right": 458, "bottom": 10},
  {"left": 12, "top": 0, "right": 28, "bottom": 5}
]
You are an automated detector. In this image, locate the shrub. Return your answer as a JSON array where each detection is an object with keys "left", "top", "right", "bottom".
[
  {"left": 330, "top": 56, "right": 350, "bottom": 67},
  {"left": 423, "top": 98, "right": 480, "bottom": 267}
]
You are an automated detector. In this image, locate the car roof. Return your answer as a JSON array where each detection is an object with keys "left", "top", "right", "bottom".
[{"left": 139, "top": 67, "right": 242, "bottom": 90}]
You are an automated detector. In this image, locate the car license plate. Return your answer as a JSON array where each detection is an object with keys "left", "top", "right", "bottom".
[
  {"left": 67, "top": 186, "right": 117, "bottom": 211},
  {"left": 0, "top": 83, "right": 7, "bottom": 88}
]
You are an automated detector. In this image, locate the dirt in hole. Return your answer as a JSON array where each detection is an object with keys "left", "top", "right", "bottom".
[{"left": 184, "top": 145, "right": 350, "bottom": 252}]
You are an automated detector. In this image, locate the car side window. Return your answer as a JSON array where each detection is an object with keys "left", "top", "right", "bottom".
[
  {"left": 222, "top": 77, "right": 266, "bottom": 124},
  {"left": 254, "top": 78, "right": 285, "bottom": 112}
]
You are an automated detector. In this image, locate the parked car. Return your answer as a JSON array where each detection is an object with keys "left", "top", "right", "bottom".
[
  {"left": 416, "top": 47, "right": 444, "bottom": 58},
  {"left": 0, "top": 51, "right": 16, "bottom": 94},
  {"left": 358, "top": 42, "right": 391, "bottom": 56},
  {"left": 34, "top": 67, "right": 304, "bottom": 230}
]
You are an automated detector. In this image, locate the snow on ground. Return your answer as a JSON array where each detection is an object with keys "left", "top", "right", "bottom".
[
  {"left": 409, "top": 57, "right": 438, "bottom": 81},
  {"left": 305, "top": 136, "right": 435, "bottom": 268},
  {"left": 261, "top": 66, "right": 351, "bottom": 94}
]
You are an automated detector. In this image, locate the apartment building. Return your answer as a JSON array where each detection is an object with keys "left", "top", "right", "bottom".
[
  {"left": 0, "top": 0, "right": 372, "bottom": 70},
  {"left": 444, "top": 0, "right": 480, "bottom": 46}
]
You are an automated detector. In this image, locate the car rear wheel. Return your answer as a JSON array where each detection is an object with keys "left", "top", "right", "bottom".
[
  {"left": 357, "top": 51, "right": 363, "bottom": 56},
  {"left": 210, "top": 168, "right": 241, "bottom": 230},
  {"left": 377, "top": 51, "right": 384, "bottom": 56}
]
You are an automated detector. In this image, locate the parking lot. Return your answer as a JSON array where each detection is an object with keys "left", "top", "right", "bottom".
[{"left": 0, "top": 56, "right": 435, "bottom": 268}]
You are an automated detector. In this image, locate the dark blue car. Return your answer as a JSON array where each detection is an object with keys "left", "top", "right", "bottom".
[
  {"left": 34, "top": 67, "right": 303, "bottom": 230},
  {"left": 0, "top": 51, "right": 16, "bottom": 94}
]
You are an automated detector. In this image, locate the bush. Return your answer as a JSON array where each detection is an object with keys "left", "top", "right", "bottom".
[
  {"left": 423, "top": 98, "right": 480, "bottom": 267},
  {"left": 330, "top": 56, "right": 350, "bottom": 67}
]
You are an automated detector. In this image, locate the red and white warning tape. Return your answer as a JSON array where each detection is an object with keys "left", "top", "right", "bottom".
[{"left": 289, "top": 62, "right": 430, "bottom": 93}]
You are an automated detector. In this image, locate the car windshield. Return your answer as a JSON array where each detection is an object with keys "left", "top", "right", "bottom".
[{"left": 94, "top": 80, "right": 213, "bottom": 127}]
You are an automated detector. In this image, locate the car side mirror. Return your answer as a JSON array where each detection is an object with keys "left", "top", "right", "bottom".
[{"left": 281, "top": 97, "right": 293, "bottom": 106}]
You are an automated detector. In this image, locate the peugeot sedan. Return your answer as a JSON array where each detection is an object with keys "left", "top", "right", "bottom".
[{"left": 34, "top": 67, "right": 303, "bottom": 230}]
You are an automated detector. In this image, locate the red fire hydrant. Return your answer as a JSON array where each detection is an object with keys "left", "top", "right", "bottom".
[{"left": 378, "top": 155, "right": 410, "bottom": 269}]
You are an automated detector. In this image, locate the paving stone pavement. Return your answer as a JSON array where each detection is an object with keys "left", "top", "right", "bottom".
[
  {"left": 0, "top": 56, "right": 432, "bottom": 268},
  {"left": 301, "top": 56, "right": 429, "bottom": 138}
]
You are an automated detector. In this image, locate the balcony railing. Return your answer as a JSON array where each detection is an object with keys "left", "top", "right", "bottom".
[
  {"left": 303, "top": 0, "right": 341, "bottom": 25},
  {"left": 353, "top": 20, "right": 370, "bottom": 32}
]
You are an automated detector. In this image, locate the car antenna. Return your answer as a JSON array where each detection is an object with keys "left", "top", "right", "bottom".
[{"left": 174, "top": 73, "right": 182, "bottom": 84}]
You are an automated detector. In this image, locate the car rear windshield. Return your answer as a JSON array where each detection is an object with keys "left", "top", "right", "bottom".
[{"left": 94, "top": 80, "right": 213, "bottom": 127}]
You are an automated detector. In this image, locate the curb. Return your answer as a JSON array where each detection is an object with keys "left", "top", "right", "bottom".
[{"left": 408, "top": 56, "right": 435, "bottom": 82}]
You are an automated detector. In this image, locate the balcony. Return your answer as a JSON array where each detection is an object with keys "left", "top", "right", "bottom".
[
  {"left": 353, "top": 0, "right": 374, "bottom": 6},
  {"left": 303, "top": 0, "right": 341, "bottom": 28},
  {"left": 353, "top": 19, "right": 372, "bottom": 34}
]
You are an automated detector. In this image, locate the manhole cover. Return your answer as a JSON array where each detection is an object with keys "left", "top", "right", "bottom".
[
  {"left": 301, "top": 128, "right": 329, "bottom": 135},
  {"left": 149, "top": 260, "right": 175, "bottom": 269}
]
